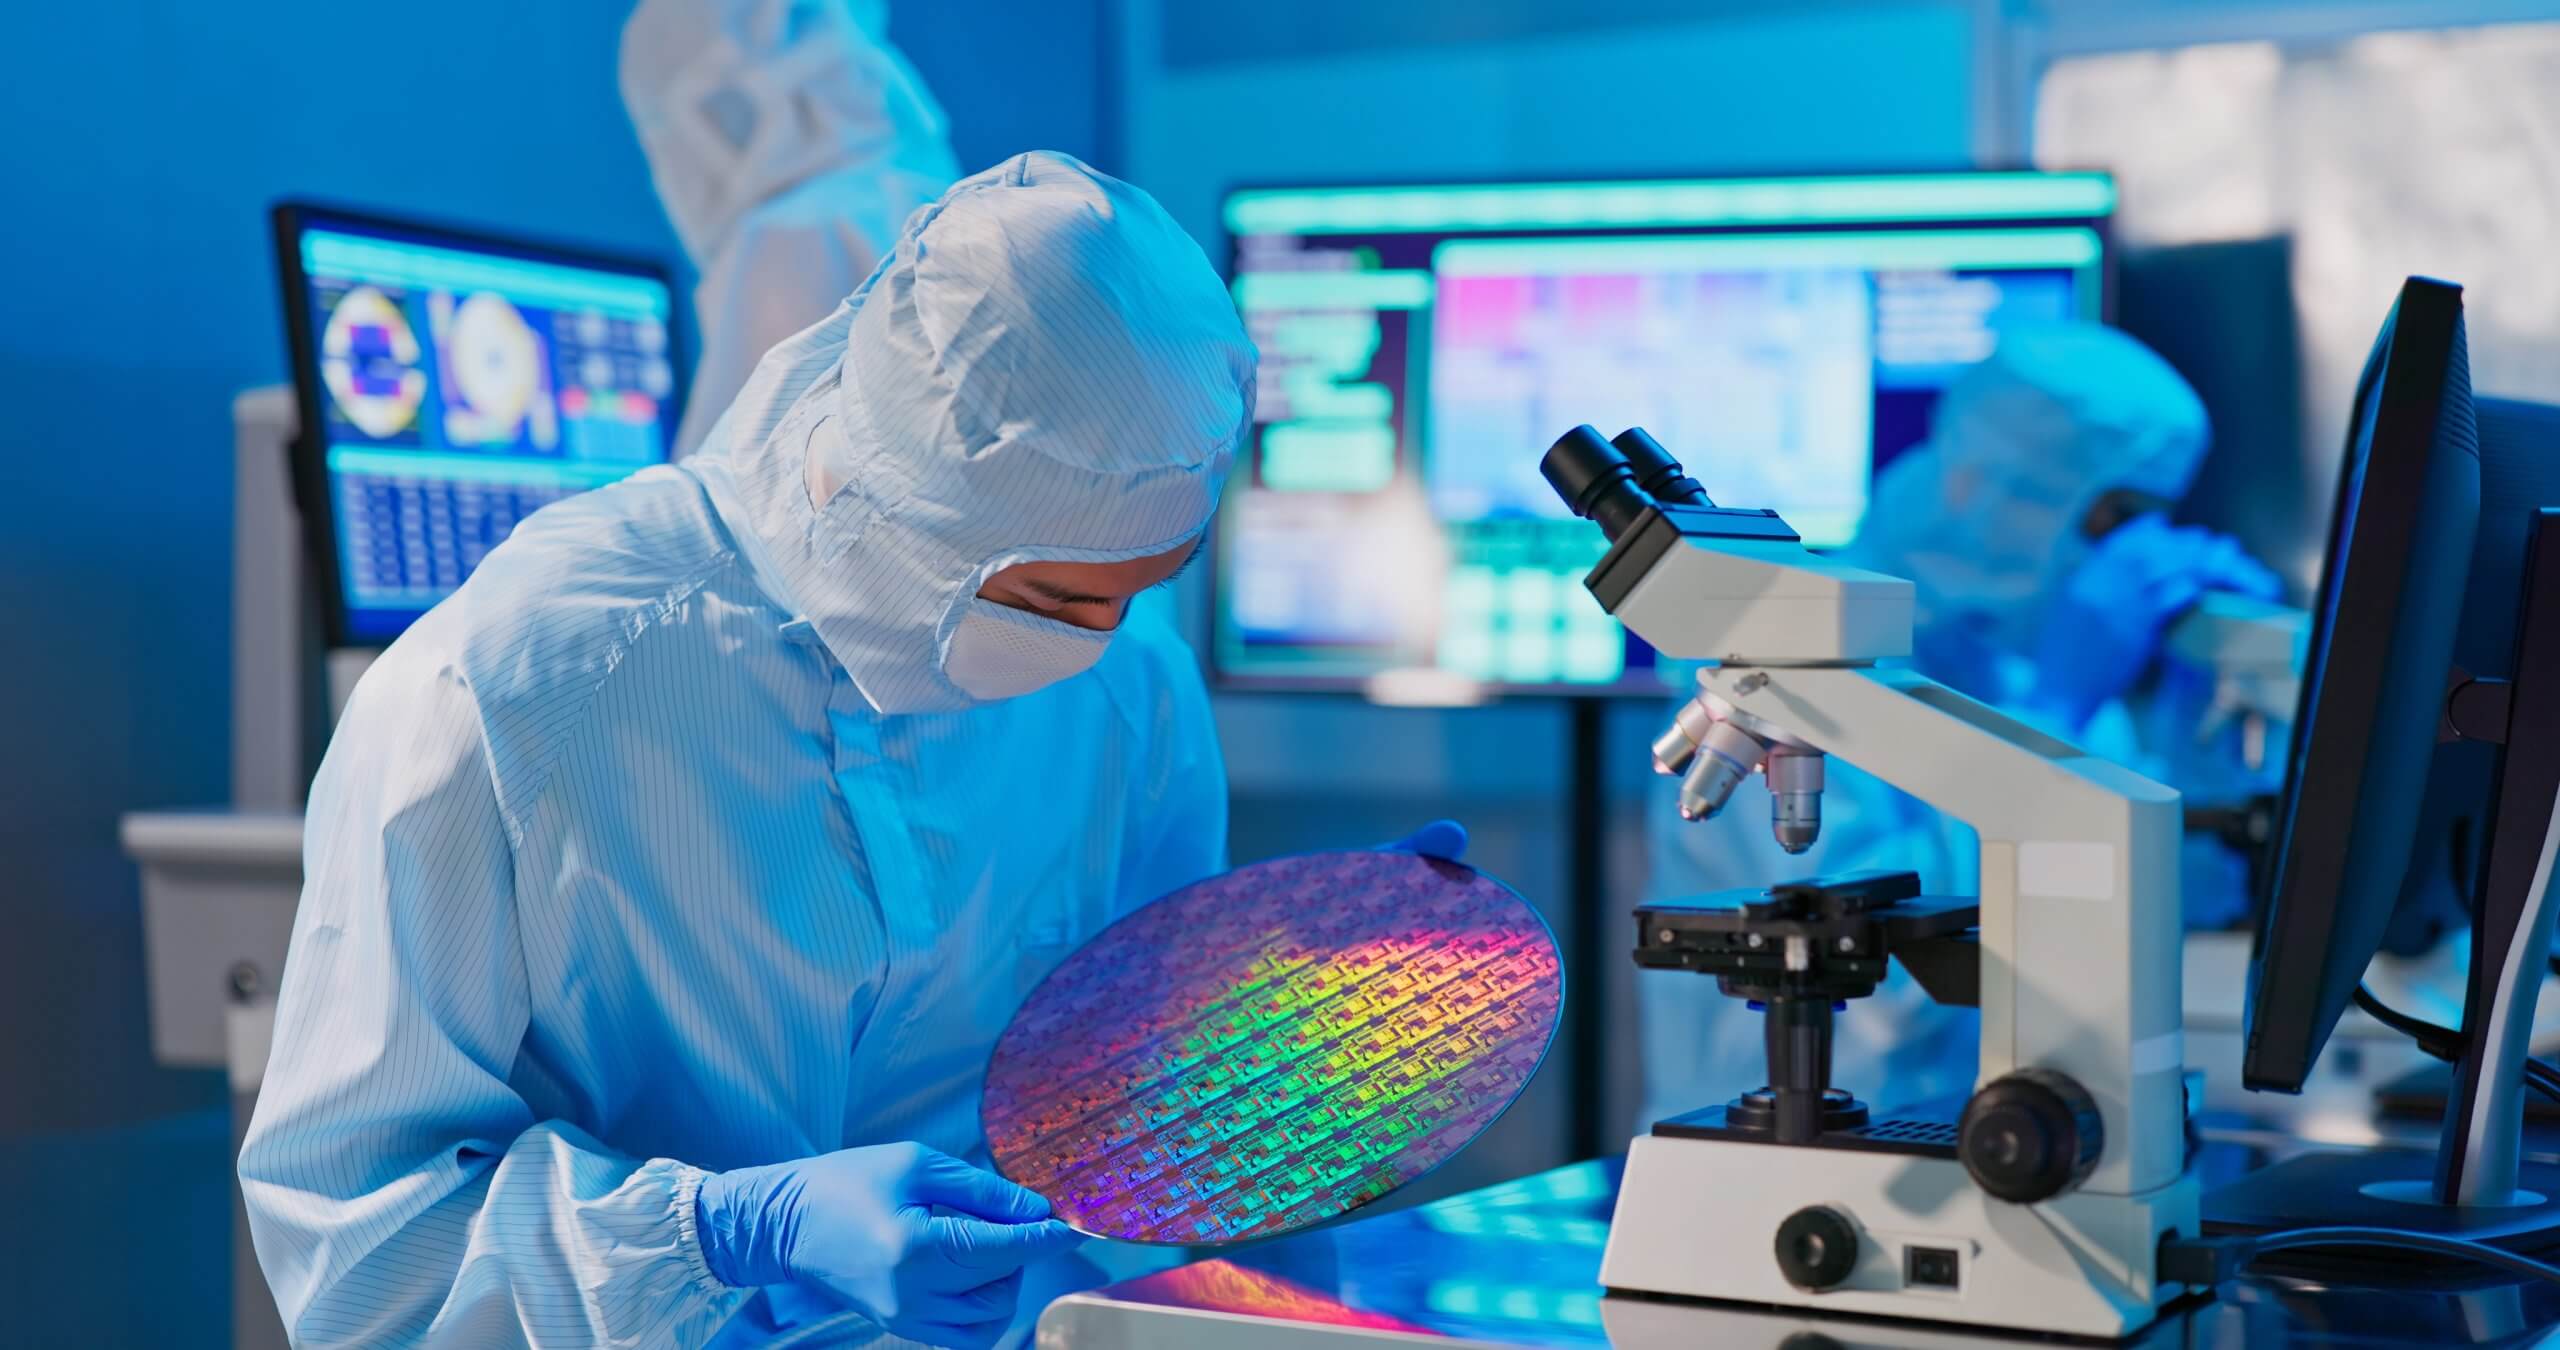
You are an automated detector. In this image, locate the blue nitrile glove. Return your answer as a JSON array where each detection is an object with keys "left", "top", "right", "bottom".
[
  {"left": 1378, "top": 819, "right": 1469, "bottom": 862},
  {"left": 695, "top": 1142, "right": 1082, "bottom": 1349},
  {"left": 2025, "top": 515, "right": 2281, "bottom": 733}
]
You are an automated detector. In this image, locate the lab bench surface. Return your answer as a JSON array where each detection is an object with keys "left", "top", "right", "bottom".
[{"left": 1036, "top": 1157, "right": 2560, "bottom": 1348}]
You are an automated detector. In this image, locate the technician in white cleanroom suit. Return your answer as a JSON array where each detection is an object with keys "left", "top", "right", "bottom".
[
  {"left": 1638, "top": 323, "right": 2281, "bottom": 1130},
  {"left": 242, "top": 155, "right": 1308, "bottom": 1349},
  {"left": 621, "top": 0, "right": 959, "bottom": 454}
]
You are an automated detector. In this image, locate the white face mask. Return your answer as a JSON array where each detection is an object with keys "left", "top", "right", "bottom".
[{"left": 941, "top": 598, "right": 1112, "bottom": 702}]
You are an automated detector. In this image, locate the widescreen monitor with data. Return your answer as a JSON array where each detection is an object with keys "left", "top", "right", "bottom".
[
  {"left": 275, "top": 204, "right": 682, "bottom": 645},
  {"left": 1214, "top": 171, "right": 2115, "bottom": 694}
]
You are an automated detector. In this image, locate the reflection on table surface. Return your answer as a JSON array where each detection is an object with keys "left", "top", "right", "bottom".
[{"left": 1040, "top": 1157, "right": 2560, "bottom": 1348}]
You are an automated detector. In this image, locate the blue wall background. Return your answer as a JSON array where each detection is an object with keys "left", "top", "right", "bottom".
[{"left": 0, "top": 1, "right": 1105, "bottom": 1339}]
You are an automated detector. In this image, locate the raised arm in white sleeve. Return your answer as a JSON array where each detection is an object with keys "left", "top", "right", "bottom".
[{"left": 620, "top": 0, "right": 959, "bottom": 455}]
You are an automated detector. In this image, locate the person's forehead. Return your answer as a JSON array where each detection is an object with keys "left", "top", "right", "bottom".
[
  {"left": 997, "top": 542, "right": 1195, "bottom": 597},
  {"left": 1040, "top": 540, "right": 1197, "bottom": 572}
]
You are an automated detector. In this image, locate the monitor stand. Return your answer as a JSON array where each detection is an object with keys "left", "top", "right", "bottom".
[{"left": 2208, "top": 508, "right": 2560, "bottom": 1253}]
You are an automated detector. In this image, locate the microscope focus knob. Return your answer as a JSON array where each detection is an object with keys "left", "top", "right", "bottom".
[
  {"left": 1960, "top": 1068, "right": 2103, "bottom": 1203},
  {"left": 1773, "top": 1205, "right": 1860, "bottom": 1290}
]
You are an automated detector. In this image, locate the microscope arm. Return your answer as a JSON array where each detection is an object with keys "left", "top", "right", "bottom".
[{"left": 1691, "top": 661, "right": 2189, "bottom": 1201}]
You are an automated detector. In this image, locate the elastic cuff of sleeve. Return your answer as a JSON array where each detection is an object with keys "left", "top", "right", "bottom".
[{"left": 665, "top": 1161, "right": 734, "bottom": 1298}]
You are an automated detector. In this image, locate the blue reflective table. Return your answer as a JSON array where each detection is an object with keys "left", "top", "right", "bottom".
[{"left": 1037, "top": 1157, "right": 2560, "bottom": 1348}]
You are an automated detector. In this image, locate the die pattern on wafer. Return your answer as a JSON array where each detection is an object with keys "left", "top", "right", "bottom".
[{"left": 983, "top": 851, "right": 1562, "bottom": 1245}]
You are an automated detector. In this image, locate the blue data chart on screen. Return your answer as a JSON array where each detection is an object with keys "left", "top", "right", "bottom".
[
  {"left": 299, "top": 229, "right": 677, "bottom": 642},
  {"left": 1215, "top": 172, "right": 2111, "bottom": 694}
]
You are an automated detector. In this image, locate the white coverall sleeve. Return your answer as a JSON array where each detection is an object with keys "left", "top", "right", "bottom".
[{"left": 238, "top": 660, "right": 744, "bottom": 1347}]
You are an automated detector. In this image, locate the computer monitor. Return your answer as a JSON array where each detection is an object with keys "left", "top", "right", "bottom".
[
  {"left": 2244, "top": 276, "right": 2479, "bottom": 1096},
  {"left": 1213, "top": 170, "right": 2115, "bottom": 695},
  {"left": 2215, "top": 280, "right": 2560, "bottom": 1239},
  {"left": 2384, "top": 397, "right": 2560, "bottom": 960},
  {"left": 273, "top": 203, "right": 683, "bottom": 647}
]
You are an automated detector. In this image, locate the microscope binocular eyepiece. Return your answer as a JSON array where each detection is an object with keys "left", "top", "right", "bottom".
[
  {"left": 1541, "top": 425, "right": 1649, "bottom": 542},
  {"left": 1540, "top": 424, "right": 1715, "bottom": 543},
  {"left": 1550, "top": 423, "right": 1824, "bottom": 852},
  {"left": 1609, "top": 426, "right": 1713, "bottom": 508}
]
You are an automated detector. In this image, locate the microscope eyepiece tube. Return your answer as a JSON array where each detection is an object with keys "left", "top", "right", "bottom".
[
  {"left": 1611, "top": 427, "right": 1713, "bottom": 507},
  {"left": 1540, "top": 424, "right": 1652, "bottom": 542},
  {"left": 1767, "top": 746, "right": 1825, "bottom": 855}
]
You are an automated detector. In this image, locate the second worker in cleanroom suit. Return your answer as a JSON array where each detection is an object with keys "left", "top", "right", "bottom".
[
  {"left": 241, "top": 155, "right": 1276, "bottom": 1348},
  {"left": 1637, "top": 324, "right": 2279, "bottom": 1131},
  {"left": 620, "top": 0, "right": 959, "bottom": 456}
]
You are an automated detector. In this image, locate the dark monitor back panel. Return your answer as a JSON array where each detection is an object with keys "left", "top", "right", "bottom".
[
  {"left": 2386, "top": 397, "right": 2560, "bottom": 958},
  {"left": 2116, "top": 235, "right": 2307, "bottom": 591}
]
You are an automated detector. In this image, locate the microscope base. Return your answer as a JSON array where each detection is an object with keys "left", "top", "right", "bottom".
[{"left": 1601, "top": 1132, "right": 2199, "bottom": 1339}]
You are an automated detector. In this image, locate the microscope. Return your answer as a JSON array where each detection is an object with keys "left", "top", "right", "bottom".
[
  {"left": 1543, "top": 426, "right": 2197, "bottom": 1337},
  {"left": 2168, "top": 593, "right": 2308, "bottom": 897},
  {"left": 2166, "top": 591, "right": 2307, "bottom": 775}
]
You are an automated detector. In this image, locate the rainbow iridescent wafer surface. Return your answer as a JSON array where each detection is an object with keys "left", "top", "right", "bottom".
[{"left": 982, "top": 851, "right": 1562, "bottom": 1245}]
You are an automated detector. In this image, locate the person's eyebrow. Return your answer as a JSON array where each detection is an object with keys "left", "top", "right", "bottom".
[{"left": 1022, "top": 578, "right": 1117, "bottom": 607}]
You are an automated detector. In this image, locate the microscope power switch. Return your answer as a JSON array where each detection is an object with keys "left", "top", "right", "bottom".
[
  {"left": 1904, "top": 1244, "right": 1961, "bottom": 1289},
  {"left": 1773, "top": 1205, "right": 1860, "bottom": 1290},
  {"left": 1958, "top": 1069, "right": 2103, "bottom": 1203}
]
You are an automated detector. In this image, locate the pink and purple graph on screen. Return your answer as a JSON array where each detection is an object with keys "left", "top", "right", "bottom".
[{"left": 982, "top": 851, "right": 1562, "bottom": 1246}]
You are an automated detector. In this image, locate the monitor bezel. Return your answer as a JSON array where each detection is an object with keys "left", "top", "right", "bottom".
[
  {"left": 2244, "top": 276, "right": 2472, "bottom": 1094},
  {"left": 1207, "top": 165, "right": 2119, "bottom": 701},
  {"left": 270, "top": 200, "right": 686, "bottom": 651}
]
